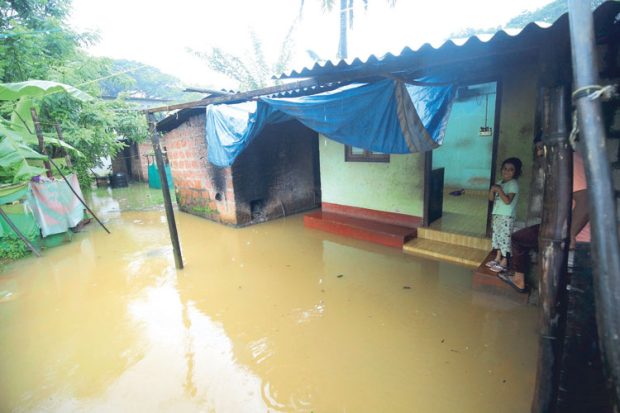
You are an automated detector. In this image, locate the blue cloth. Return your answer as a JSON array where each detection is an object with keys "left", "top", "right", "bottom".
[{"left": 206, "top": 79, "right": 454, "bottom": 167}]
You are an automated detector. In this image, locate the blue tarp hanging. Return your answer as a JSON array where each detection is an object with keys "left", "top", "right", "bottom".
[{"left": 206, "top": 79, "right": 454, "bottom": 167}]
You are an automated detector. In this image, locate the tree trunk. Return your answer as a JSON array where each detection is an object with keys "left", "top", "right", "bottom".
[{"left": 337, "top": 0, "right": 348, "bottom": 59}]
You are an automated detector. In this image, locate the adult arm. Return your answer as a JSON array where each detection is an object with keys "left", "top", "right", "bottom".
[{"left": 570, "top": 189, "right": 589, "bottom": 249}]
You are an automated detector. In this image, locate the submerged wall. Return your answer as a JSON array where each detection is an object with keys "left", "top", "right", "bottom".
[{"left": 319, "top": 135, "right": 425, "bottom": 218}]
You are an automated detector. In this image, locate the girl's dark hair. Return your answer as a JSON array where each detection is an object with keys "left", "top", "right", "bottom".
[{"left": 502, "top": 157, "right": 522, "bottom": 179}]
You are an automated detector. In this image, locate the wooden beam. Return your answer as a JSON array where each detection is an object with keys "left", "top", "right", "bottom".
[{"left": 146, "top": 77, "right": 348, "bottom": 113}]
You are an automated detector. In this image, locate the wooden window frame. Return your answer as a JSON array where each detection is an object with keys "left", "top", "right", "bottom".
[{"left": 344, "top": 145, "right": 390, "bottom": 163}]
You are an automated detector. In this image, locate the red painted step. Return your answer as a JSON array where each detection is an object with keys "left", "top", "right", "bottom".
[{"left": 304, "top": 210, "right": 417, "bottom": 248}]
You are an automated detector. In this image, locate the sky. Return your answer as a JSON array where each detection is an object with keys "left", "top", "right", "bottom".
[{"left": 69, "top": 0, "right": 554, "bottom": 90}]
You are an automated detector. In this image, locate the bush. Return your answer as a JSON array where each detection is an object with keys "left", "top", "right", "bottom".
[{"left": 0, "top": 236, "right": 31, "bottom": 261}]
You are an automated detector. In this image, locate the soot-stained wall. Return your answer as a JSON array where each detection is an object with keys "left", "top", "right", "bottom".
[
  {"left": 232, "top": 120, "right": 320, "bottom": 226},
  {"left": 159, "top": 115, "right": 320, "bottom": 227}
]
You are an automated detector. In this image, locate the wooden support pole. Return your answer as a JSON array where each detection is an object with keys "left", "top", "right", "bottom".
[
  {"left": 48, "top": 158, "right": 110, "bottom": 235},
  {"left": 0, "top": 206, "right": 41, "bottom": 257},
  {"left": 54, "top": 123, "right": 72, "bottom": 168},
  {"left": 568, "top": 0, "right": 620, "bottom": 408},
  {"left": 148, "top": 114, "right": 183, "bottom": 269},
  {"left": 30, "top": 108, "right": 53, "bottom": 178},
  {"left": 531, "top": 86, "right": 572, "bottom": 413}
]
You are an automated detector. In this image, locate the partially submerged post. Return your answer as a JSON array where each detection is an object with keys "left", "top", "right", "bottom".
[
  {"left": 147, "top": 114, "right": 183, "bottom": 269},
  {"left": 531, "top": 86, "right": 572, "bottom": 413},
  {"left": 568, "top": 0, "right": 620, "bottom": 407}
]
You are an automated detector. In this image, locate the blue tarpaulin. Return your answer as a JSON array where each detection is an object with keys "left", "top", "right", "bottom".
[{"left": 206, "top": 79, "right": 454, "bottom": 167}]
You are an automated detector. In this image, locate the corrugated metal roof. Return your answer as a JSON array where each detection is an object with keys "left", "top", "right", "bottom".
[
  {"left": 275, "top": 1, "right": 620, "bottom": 80},
  {"left": 157, "top": 1, "right": 619, "bottom": 133}
]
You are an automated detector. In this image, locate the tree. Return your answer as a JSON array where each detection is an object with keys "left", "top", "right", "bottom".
[
  {"left": 300, "top": 0, "right": 396, "bottom": 59},
  {"left": 99, "top": 59, "right": 192, "bottom": 101},
  {"left": 506, "top": 0, "right": 606, "bottom": 28},
  {"left": 0, "top": 1, "right": 152, "bottom": 188},
  {"left": 451, "top": 0, "right": 607, "bottom": 39},
  {"left": 190, "top": 26, "right": 296, "bottom": 91},
  {"left": 0, "top": 0, "right": 96, "bottom": 82}
]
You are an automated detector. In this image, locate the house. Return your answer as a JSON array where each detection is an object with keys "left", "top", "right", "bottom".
[{"left": 144, "top": 2, "right": 619, "bottom": 260}]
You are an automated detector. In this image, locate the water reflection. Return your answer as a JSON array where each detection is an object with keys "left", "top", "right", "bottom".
[{"left": 0, "top": 185, "right": 538, "bottom": 412}]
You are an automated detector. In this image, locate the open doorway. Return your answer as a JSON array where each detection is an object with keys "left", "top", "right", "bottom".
[{"left": 426, "top": 81, "right": 499, "bottom": 237}]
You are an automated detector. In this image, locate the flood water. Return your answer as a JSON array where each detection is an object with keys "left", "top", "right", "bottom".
[{"left": 0, "top": 185, "right": 539, "bottom": 412}]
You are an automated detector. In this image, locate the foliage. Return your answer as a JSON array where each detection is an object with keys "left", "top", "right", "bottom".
[
  {"left": 190, "top": 26, "right": 297, "bottom": 91},
  {"left": 451, "top": 0, "right": 607, "bottom": 39},
  {"left": 0, "top": 1, "right": 153, "bottom": 188},
  {"left": 0, "top": 235, "right": 30, "bottom": 260},
  {"left": 506, "top": 0, "right": 606, "bottom": 28},
  {"left": 0, "top": 0, "right": 96, "bottom": 83},
  {"left": 300, "top": 0, "right": 396, "bottom": 59},
  {"left": 0, "top": 80, "right": 93, "bottom": 183},
  {"left": 98, "top": 59, "right": 191, "bottom": 101}
]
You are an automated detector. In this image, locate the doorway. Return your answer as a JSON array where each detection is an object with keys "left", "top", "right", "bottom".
[{"left": 426, "top": 81, "right": 499, "bottom": 237}]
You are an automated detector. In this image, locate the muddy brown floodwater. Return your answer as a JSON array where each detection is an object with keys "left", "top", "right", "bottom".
[{"left": 0, "top": 186, "right": 538, "bottom": 412}]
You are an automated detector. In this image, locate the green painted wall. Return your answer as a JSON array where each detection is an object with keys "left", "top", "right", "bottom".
[
  {"left": 317, "top": 62, "right": 539, "bottom": 223},
  {"left": 319, "top": 135, "right": 425, "bottom": 216},
  {"left": 434, "top": 83, "right": 496, "bottom": 190}
]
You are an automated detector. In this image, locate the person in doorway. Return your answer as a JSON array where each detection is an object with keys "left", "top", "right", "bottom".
[
  {"left": 486, "top": 157, "right": 522, "bottom": 273},
  {"left": 498, "top": 151, "right": 590, "bottom": 293}
]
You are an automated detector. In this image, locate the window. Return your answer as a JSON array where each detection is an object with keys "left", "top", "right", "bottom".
[{"left": 344, "top": 145, "right": 390, "bottom": 163}]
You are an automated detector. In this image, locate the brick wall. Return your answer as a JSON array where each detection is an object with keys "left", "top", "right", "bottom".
[{"left": 162, "top": 113, "right": 238, "bottom": 225}]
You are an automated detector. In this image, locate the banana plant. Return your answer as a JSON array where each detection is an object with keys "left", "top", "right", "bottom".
[{"left": 0, "top": 80, "right": 92, "bottom": 184}]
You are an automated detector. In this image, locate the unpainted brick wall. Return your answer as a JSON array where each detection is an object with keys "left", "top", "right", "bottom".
[{"left": 161, "top": 113, "right": 238, "bottom": 225}]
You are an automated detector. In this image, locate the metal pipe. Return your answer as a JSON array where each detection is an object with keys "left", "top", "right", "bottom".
[
  {"left": 148, "top": 114, "right": 183, "bottom": 270},
  {"left": 0, "top": 206, "right": 41, "bottom": 257},
  {"left": 48, "top": 158, "right": 111, "bottom": 234},
  {"left": 568, "top": 0, "right": 620, "bottom": 408}
]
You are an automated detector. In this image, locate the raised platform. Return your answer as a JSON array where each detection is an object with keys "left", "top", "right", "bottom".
[
  {"left": 303, "top": 210, "right": 418, "bottom": 248},
  {"left": 404, "top": 229, "right": 529, "bottom": 302},
  {"left": 403, "top": 227, "right": 491, "bottom": 268},
  {"left": 472, "top": 251, "right": 530, "bottom": 304}
]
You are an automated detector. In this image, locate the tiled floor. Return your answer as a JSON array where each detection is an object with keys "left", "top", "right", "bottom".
[{"left": 429, "top": 189, "right": 490, "bottom": 237}]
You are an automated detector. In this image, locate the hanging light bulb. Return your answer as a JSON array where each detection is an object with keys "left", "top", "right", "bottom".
[{"left": 480, "top": 94, "right": 493, "bottom": 136}]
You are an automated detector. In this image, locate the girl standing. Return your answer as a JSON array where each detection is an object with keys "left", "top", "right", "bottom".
[{"left": 486, "top": 157, "right": 522, "bottom": 272}]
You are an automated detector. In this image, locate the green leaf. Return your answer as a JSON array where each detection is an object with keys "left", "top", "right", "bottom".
[{"left": 0, "top": 80, "right": 92, "bottom": 102}]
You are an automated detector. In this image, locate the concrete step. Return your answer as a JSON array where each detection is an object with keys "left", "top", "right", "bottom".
[
  {"left": 402, "top": 237, "right": 489, "bottom": 268},
  {"left": 472, "top": 251, "right": 530, "bottom": 304},
  {"left": 304, "top": 211, "right": 417, "bottom": 248},
  {"left": 417, "top": 227, "right": 491, "bottom": 250}
]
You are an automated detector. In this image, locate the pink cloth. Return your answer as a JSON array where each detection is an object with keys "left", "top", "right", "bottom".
[{"left": 573, "top": 152, "right": 590, "bottom": 243}]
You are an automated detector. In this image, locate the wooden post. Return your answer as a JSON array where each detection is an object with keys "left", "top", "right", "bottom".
[
  {"left": 0, "top": 206, "right": 41, "bottom": 257},
  {"left": 148, "top": 114, "right": 183, "bottom": 269},
  {"left": 54, "top": 123, "right": 72, "bottom": 168},
  {"left": 531, "top": 86, "right": 572, "bottom": 413},
  {"left": 30, "top": 108, "right": 53, "bottom": 178},
  {"left": 568, "top": 0, "right": 620, "bottom": 408}
]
